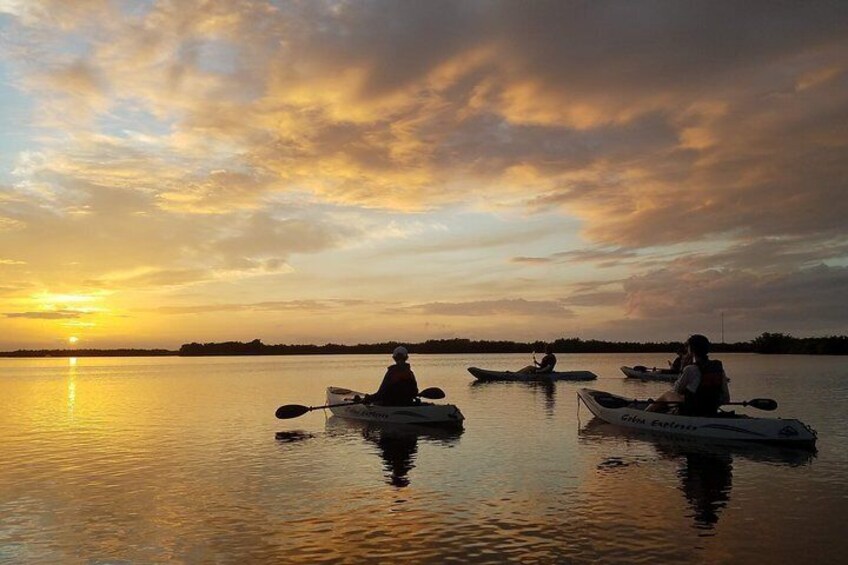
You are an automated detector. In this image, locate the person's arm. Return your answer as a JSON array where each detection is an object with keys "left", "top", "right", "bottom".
[
  {"left": 409, "top": 370, "right": 419, "bottom": 397},
  {"left": 673, "top": 365, "right": 699, "bottom": 396},
  {"left": 368, "top": 370, "right": 392, "bottom": 403},
  {"left": 720, "top": 372, "right": 730, "bottom": 404}
]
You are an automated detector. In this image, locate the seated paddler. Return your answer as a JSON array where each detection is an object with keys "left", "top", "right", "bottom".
[
  {"left": 647, "top": 334, "right": 730, "bottom": 415},
  {"left": 517, "top": 344, "right": 557, "bottom": 374},
  {"left": 363, "top": 346, "right": 419, "bottom": 406}
]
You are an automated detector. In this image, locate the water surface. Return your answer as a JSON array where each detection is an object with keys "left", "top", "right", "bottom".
[{"left": 1, "top": 353, "right": 846, "bottom": 563}]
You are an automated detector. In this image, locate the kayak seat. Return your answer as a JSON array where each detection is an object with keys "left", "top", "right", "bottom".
[{"left": 595, "top": 394, "right": 632, "bottom": 409}]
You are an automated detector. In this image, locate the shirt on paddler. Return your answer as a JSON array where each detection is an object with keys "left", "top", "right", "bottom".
[{"left": 673, "top": 364, "right": 701, "bottom": 395}]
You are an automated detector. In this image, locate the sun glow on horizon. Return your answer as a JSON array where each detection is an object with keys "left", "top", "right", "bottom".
[{"left": 68, "top": 336, "right": 79, "bottom": 345}]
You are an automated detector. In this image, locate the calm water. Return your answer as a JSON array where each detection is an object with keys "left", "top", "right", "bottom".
[{"left": 1, "top": 353, "right": 847, "bottom": 564}]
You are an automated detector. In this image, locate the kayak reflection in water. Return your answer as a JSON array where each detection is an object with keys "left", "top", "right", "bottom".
[
  {"left": 356, "top": 423, "right": 465, "bottom": 488},
  {"left": 517, "top": 344, "right": 557, "bottom": 374},
  {"left": 647, "top": 334, "right": 730, "bottom": 415},
  {"left": 363, "top": 346, "right": 419, "bottom": 406},
  {"left": 653, "top": 441, "right": 733, "bottom": 530},
  {"left": 679, "top": 450, "right": 733, "bottom": 530},
  {"left": 363, "top": 426, "right": 419, "bottom": 488}
]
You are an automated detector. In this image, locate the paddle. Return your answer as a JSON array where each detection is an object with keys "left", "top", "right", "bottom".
[
  {"left": 598, "top": 395, "right": 778, "bottom": 411},
  {"left": 665, "top": 398, "right": 777, "bottom": 411},
  {"left": 275, "top": 387, "right": 447, "bottom": 419}
]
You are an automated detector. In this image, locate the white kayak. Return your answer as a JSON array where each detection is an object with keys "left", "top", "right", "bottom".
[
  {"left": 577, "top": 388, "right": 817, "bottom": 449},
  {"left": 326, "top": 387, "right": 465, "bottom": 428},
  {"left": 621, "top": 365, "right": 678, "bottom": 382},
  {"left": 468, "top": 367, "right": 598, "bottom": 382}
]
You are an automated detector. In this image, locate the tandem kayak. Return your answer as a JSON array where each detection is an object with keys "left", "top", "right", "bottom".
[
  {"left": 467, "top": 367, "right": 598, "bottom": 382},
  {"left": 577, "top": 388, "right": 817, "bottom": 449},
  {"left": 621, "top": 365, "right": 678, "bottom": 382},
  {"left": 326, "top": 387, "right": 465, "bottom": 428}
]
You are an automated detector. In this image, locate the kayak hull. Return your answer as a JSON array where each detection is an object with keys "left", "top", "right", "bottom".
[
  {"left": 468, "top": 367, "right": 597, "bottom": 382},
  {"left": 579, "top": 418, "right": 816, "bottom": 466},
  {"left": 577, "top": 388, "right": 817, "bottom": 449},
  {"left": 326, "top": 387, "right": 464, "bottom": 428},
  {"left": 621, "top": 366, "right": 678, "bottom": 382}
]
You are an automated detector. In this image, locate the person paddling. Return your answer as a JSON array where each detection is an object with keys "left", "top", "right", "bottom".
[
  {"left": 364, "top": 346, "right": 419, "bottom": 406},
  {"left": 647, "top": 334, "right": 729, "bottom": 415},
  {"left": 518, "top": 344, "right": 557, "bottom": 374}
]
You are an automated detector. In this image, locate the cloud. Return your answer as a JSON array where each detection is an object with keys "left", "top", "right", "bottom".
[
  {"left": 152, "top": 299, "right": 370, "bottom": 315},
  {"left": 622, "top": 264, "right": 848, "bottom": 330},
  {"left": 5, "top": 309, "right": 88, "bottom": 319},
  {"left": 3, "top": 2, "right": 846, "bottom": 238},
  {"left": 561, "top": 291, "right": 627, "bottom": 308},
  {"left": 410, "top": 298, "right": 574, "bottom": 317},
  {"left": 511, "top": 256, "right": 552, "bottom": 265},
  {"left": 1, "top": 1, "right": 848, "bottom": 344}
]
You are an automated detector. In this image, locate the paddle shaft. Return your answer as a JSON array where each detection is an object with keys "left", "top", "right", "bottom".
[
  {"left": 644, "top": 398, "right": 777, "bottom": 411},
  {"left": 305, "top": 401, "right": 361, "bottom": 413},
  {"left": 650, "top": 399, "right": 758, "bottom": 406}
]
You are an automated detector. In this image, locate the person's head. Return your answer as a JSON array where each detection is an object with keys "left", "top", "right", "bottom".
[
  {"left": 392, "top": 345, "right": 409, "bottom": 363},
  {"left": 686, "top": 334, "right": 710, "bottom": 359}
]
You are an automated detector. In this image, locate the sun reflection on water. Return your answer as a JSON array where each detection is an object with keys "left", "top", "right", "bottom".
[{"left": 67, "top": 357, "right": 77, "bottom": 419}]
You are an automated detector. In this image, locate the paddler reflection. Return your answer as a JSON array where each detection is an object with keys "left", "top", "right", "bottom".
[
  {"left": 654, "top": 442, "right": 732, "bottom": 530},
  {"left": 580, "top": 420, "right": 814, "bottom": 530},
  {"left": 469, "top": 378, "right": 557, "bottom": 417},
  {"left": 327, "top": 418, "right": 463, "bottom": 487},
  {"left": 362, "top": 425, "right": 420, "bottom": 488}
]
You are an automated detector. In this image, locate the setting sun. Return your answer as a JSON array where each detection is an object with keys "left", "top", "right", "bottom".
[{"left": 68, "top": 336, "right": 79, "bottom": 345}]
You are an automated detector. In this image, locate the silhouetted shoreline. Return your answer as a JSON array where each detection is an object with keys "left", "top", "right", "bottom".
[{"left": 1, "top": 333, "right": 846, "bottom": 358}]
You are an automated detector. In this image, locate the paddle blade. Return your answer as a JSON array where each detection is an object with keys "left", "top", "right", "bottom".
[
  {"left": 747, "top": 398, "right": 778, "bottom": 411},
  {"left": 418, "top": 387, "right": 446, "bottom": 399},
  {"left": 275, "top": 404, "right": 311, "bottom": 419}
]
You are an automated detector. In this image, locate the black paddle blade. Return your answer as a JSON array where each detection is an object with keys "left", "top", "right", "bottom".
[
  {"left": 275, "top": 404, "right": 311, "bottom": 419},
  {"left": 418, "top": 387, "right": 446, "bottom": 399},
  {"left": 747, "top": 398, "right": 778, "bottom": 411}
]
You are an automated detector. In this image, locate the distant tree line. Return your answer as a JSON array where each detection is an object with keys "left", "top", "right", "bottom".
[
  {"left": 0, "top": 348, "right": 174, "bottom": 358},
  {"left": 750, "top": 333, "right": 848, "bottom": 355},
  {"left": 2, "top": 333, "right": 845, "bottom": 358},
  {"left": 177, "top": 334, "right": 847, "bottom": 356}
]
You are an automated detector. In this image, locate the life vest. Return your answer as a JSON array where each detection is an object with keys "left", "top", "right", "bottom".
[
  {"left": 682, "top": 360, "right": 725, "bottom": 416},
  {"left": 375, "top": 363, "right": 418, "bottom": 405}
]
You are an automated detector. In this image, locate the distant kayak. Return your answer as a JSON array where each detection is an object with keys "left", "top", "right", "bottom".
[
  {"left": 467, "top": 367, "right": 598, "bottom": 382},
  {"left": 577, "top": 388, "right": 817, "bottom": 449},
  {"left": 326, "top": 387, "right": 464, "bottom": 428},
  {"left": 621, "top": 365, "right": 678, "bottom": 382}
]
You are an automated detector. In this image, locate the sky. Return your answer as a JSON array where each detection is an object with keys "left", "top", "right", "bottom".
[{"left": 0, "top": 0, "right": 847, "bottom": 349}]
